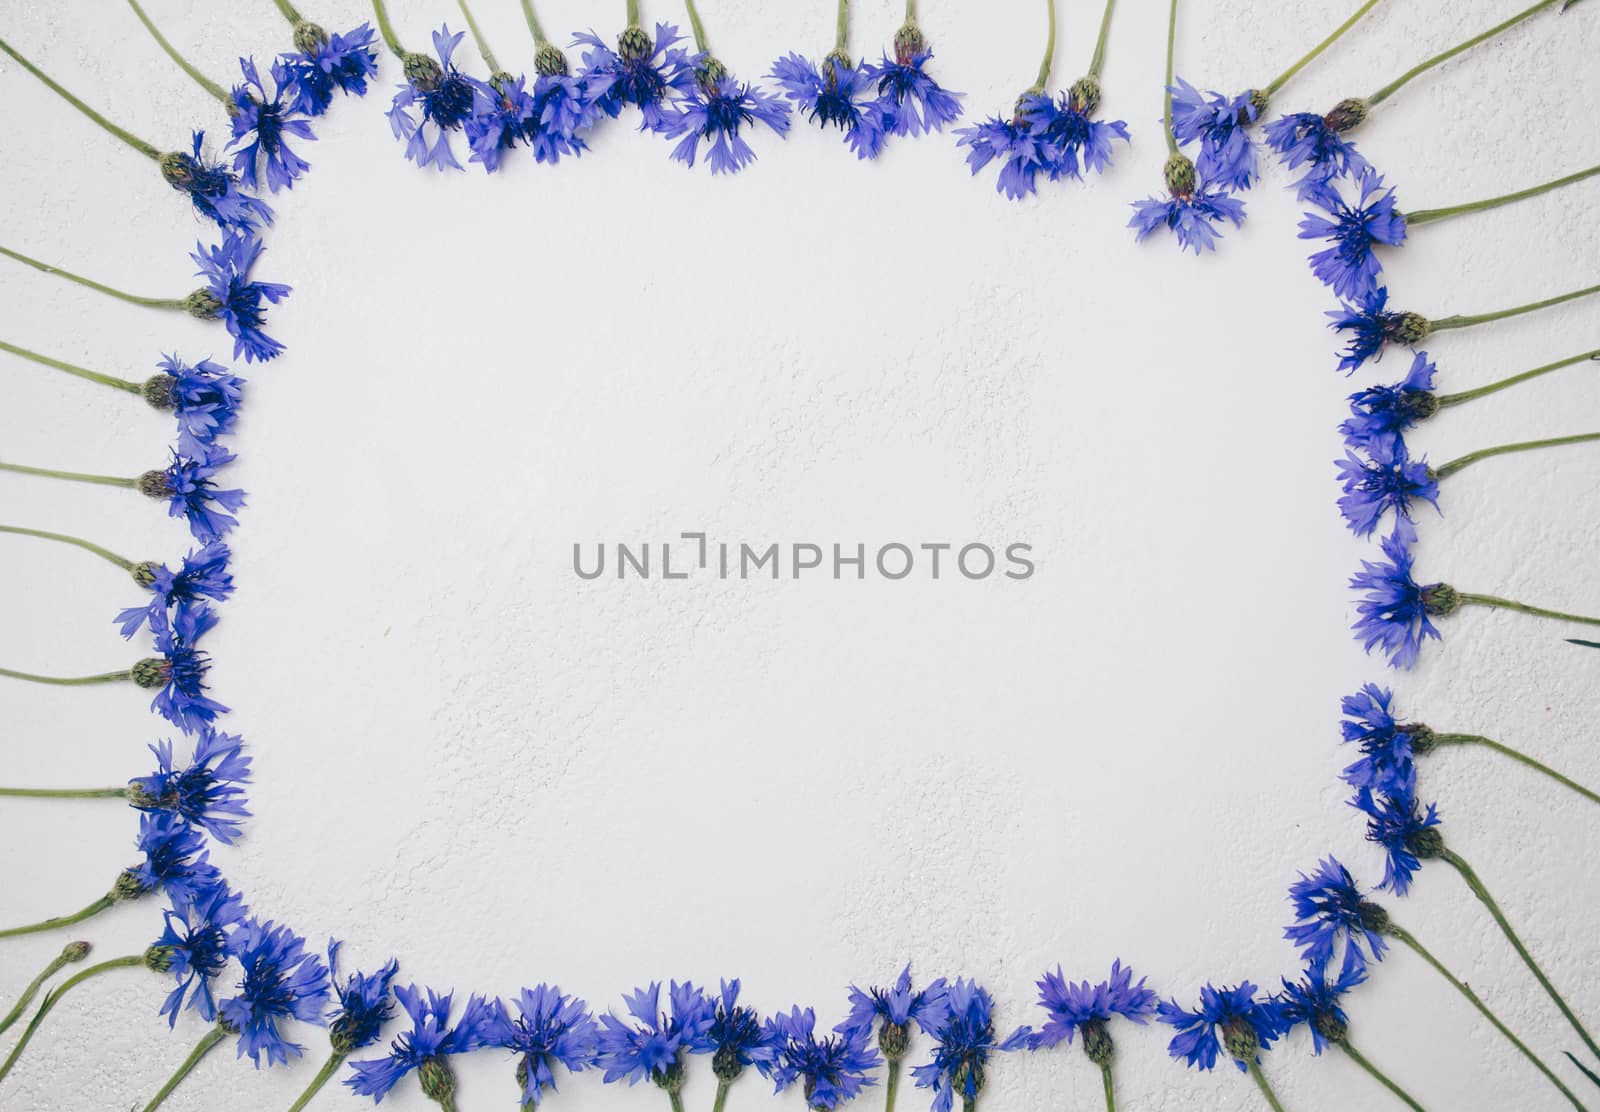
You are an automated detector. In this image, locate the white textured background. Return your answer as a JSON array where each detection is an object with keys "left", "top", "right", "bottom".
[{"left": 1, "top": 0, "right": 1598, "bottom": 1109}]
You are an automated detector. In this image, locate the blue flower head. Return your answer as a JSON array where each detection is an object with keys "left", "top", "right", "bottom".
[
  {"left": 140, "top": 602, "right": 230, "bottom": 733},
  {"left": 327, "top": 941, "right": 400, "bottom": 1054},
  {"left": 863, "top": 22, "right": 964, "bottom": 137},
  {"left": 127, "top": 727, "right": 251, "bottom": 843},
  {"left": 1300, "top": 171, "right": 1406, "bottom": 301},
  {"left": 596, "top": 981, "right": 715, "bottom": 1086},
  {"left": 348, "top": 984, "right": 499, "bottom": 1102},
  {"left": 767, "top": 1006, "right": 883, "bottom": 1111},
  {"left": 1277, "top": 950, "right": 1367, "bottom": 1053},
  {"left": 151, "top": 884, "right": 247, "bottom": 1027},
  {"left": 1328, "top": 287, "right": 1429, "bottom": 375},
  {"left": 575, "top": 22, "right": 698, "bottom": 134},
  {"left": 229, "top": 57, "right": 317, "bottom": 192},
  {"left": 160, "top": 132, "right": 275, "bottom": 232},
  {"left": 388, "top": 27, "right": 478, "bottom": 170},
  {"left": 707, "top": 979, "right": 778, "bottom": 1082},
  {"left": 667, "top": 63, "right": 792, "bottom": 174},
  {"left": 1158, "top": 982, "right": 1286, "bottom": 1072},
  {"left": 1032, "top": 960, "right": 1157, "bottom": 1061},
  {"left": 1024, "top": 85, "right": 1129, "bottom": 181},
  {"left": 911, "top": 979, "right": 1031, "bottom": 1112},
  {"left": 769, "top": 52, "right": 885, "bottom": 159},
  {"left": 464, "top": 72, "right": 539, "bottom": 173},
  {"left": 837, "top": 964, "right": 948, "bottom": 1059},
  {"left": 145, "top": 447, "right": 246, "bottom": 544},
  {"left": 1349, "top": 530, "right": 1446, "bottom": 669},
  {"left": 142, "top": 354, "right": 247, "bottom": 457},
  {"left": 487, "top": 984, "right": 599, "bottom": 1106},
  {"left": 1355, "top": 788, "right": 1443, "bottom": 895},
  {"left": 219, "top": 918, "right": 331, "bottom": 1067},
  {"left": 1168, "top": 78, "right": 1263, "bottom": 191},
  {"left": 1264, "top": 104, "right": 1370, "bottom": 199},
  {"left": 956, "top": 109, "right": 1058, "bottom": 200},
  {"left": 189, "top": 233, "right": 291, "bottom": 363},
  {"left": 125, "top": 810, "right": 221, "bottom": 904},
  {"left": 1340, "top": 352, "right": 1438, "bottom": 453},
  {"left": 1335, "top": 438, "right": 1438, "bottom": 539},
  {"left": 281, "top": 22, "right": 380, "bottom": 116},
  {"left": 1130, "top": 154, "right": 1246, "bottom": 254},
  {"left": 1339, "top": 684, "right": 1419, "bottom": 796},
  {"left": 117, "top": 540, "right": 235, "bottom": 639},
  {"left": 527, "top": 65, "right": 607, "bottom": 165},
  {"left": 1284, "top": 855, "right": 1388, "bottom": 968}
]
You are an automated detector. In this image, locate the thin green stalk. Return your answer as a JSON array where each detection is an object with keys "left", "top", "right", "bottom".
[
  {"left": 885, "top": 1058, "right": 902, "bottom": 1112},
  {"left": 1339, "top": 1042, "right": 1427, "bottom": 1111},
  {"left": 455, "top": 0, "right": 500, "bottom": 72},
  {"left": 0, "top": 461, "right": 138, "bottom": 489},
  {"left": 126, "top": 0, "right": 232, "bottom": 106},
  {"left": 0, "top": 38, "right": 161, "bottom": 159},
  {"left": 286, "top": 1051, "right": 346, "bottom": 1112},
  {"left": 141, "top": 1027, "right": 228, "bottom": 1112},
  {"left": 1263, "top": 0, "right": 1385, "bottom": 96},
  {"left": 1388, "top": 925, "right": 1583, "bottom": 1110},
  {"left": 1247, "top": 1062, "right": 1287, "bottom": 1112},
  {"left": 1437, "top": 349, "right": 1600, "bottom": 407},
  {"left": 668, "top": 1090, "right": 687, "bottom": 1112},
  {"left": 1429, "top": 282, "right": 1600, "bottom": 333},
  {"left": 711, "top": 1077, "right": 731, "bottom": 1112},
  {"left": 0, "top": 787, "right": 127, "bottom": 800},
  {"left": 0, "top": 668, "right": 134, "bottom": 688},
  {"left": 1434, "top": 432, "right": 1600, "bottom": 477},
  {"left": 1162, "top": 0, "right": 1179, "bottom": 153},
  {"left": 520, "top": 0, "right": 549, "bottom": 47},
  {"left": 1100, "top": 1061, "right": 1116, "bottom": 1111},
  {"left": 1431, "top": 734, "right": 1600, "bottom": 805},
  {"left": 1029, "top": 0, "right": 1057, "bottom": 91},
  {"left": 627, "top": 0, "right": 642, "bottom": 30},
  {"left": 0, "top": 896, "right": 116, "bottom": 941},
  {"left": 0, "top": 524, "right": 136, "bottom": 570},
  {"left": 0, "top": 244, "right": 187, "bottom": 310},
  {"left": 0, "top": 338, "right": 142, "bottom": 394},
  {"left": 1441, "top": 850, "right": 1600, "bottom": 1063},
  {"left": 961, "top": 1098, "right": 976, "bottom": 1112},
  {"left": 1457, "top": 593, "right": 1600, "bottom": 628},
  {"left": 684, "top": 0, "right": 710, "bottom": 54},
  {"left": 0, "top": 955, "right": 142, "bottom": 1084},
  {"left": 0, "top": 944, "right": 88, "bottom": 1037},
  {"left": 905, "top": 0, "right": 918, "bottom": 21},
  {"left": 1408, "top": 163, "right": 1600, "bottom": 226},
  {"left": 371, "top": 0, "right": 407, "bottom": 57},
  {"left": 835, "top": 0, "right": 850, "bottom": 53},
  {"left": 1088, "top": 0, "right": 1118, "bottom": 79},
  {"left": 273, "top": 0, "right": 304, "bottom": 23},
  {"left": 1369, "top": 0, "right": 1564, "bottom": 105}
]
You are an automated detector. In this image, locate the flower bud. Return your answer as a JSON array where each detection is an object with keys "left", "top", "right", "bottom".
[
  {"left": 184, "top": 289, "right": 224, "bottom": 319},
  {"left": 1163, "top": 152, "right": 1197, "bottom": 199},
  {"left": 1081, "top": 1017, "right": 1115, "bottom": 1067},
  {"left": 1405, "top": 391, "right": 1441, "bottom": 422},
  {"left": 218, "top": 1014, "right": 241, "bottom": 1036},
  {"left": 713, "top": 1045, "right": 744, "bottom": 1083},
  {"left": 894, "top": 20, "right": 927, "bottom": 61},
  {"left": 137, "top": 470, "right": 174, "bottom": 499},
  {"left": 618, "top": 25, "right": 653, "bottom": 62},
  {"left": 1385, "top": 312, "right": 1432, "bottom": 346},
  {"left": 330, "top": 1016, "right": 363, "bottom": 1056},
  {"left": 112, "top": 870, "right": 148, "bottom": 901},
  {"left": 878, "top": 1019, "right": 911, "bottom": 1062},
  {"left": 1221, "top": 1018, "right": 1259, "bottom": 1063},
  {"left": 404, "top": 52, "right": 444, "bottom": 92},
  {"left": 144, "top": 944, "right": 176, "bottom": 973},
  {"left": 131, "top": 658, "right": 171, "bottom": 689},
  {"left": 1405, "top": 826, "right": 1445, "bottom": 860},
  {"left": 141, "top": 374, "right": 177, "bottom": 410},
  {"left": 1312, "top": 1009, "right": 1348, "bottom": 1046},
  {"left": 1401, "top": 723, "right": 1437, "bottom": 755},
  {"left": 62, "top": 941, "right": 92, "bottom": 963},
  {"left": 130, "top": 561, "right": 162, "bottom": 588},
  {"left": 158, "top": 151, "right": 199, "bottom": 190},
  {"left": 823, "top": 49, "right": 853, "bottom": 82},
  {"left": 953, "top": 1060, "right": 985, "bottom": 1101},
  {"left": 417, "top": 1056, "right": 453, "bottom": 1102},
  {"left": 1246, "top": 88, "right": 1269, "bottom": 118},
  {"left": 1357, "top": 899, "right": 1391, "bottom": 935},
  {"left": 293, "top": 20, "right": 329, "bottom": 54},
  {"left": 535, "top": 43, "right": 569, "bottom": 77},
  {"left": 652, "top": 1058, "right": 686, "bottom": 1095},
  {"left": 1421, "top": 583, "right": 1460, "bottom": 617},
  {"left": 696, "top": 56, "right": 729, "bottom": 91},
  {"left": 1324, "top": 97, "right": 1369, "bottom": 134},
  {"left": 1069, "top": 75, "right": 1101, "bottom": 115}
]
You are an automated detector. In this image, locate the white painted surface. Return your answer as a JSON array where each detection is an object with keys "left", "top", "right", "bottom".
[{"left": 1, "top": 1, "right": 1598, "bottom": 1109}]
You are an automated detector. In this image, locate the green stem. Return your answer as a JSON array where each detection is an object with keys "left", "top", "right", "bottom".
[
  {"left": 0, "top": 955, "right": 142, "bottom": 1085},
  {"left": 885, "top": 1057, "right": 902, "bottom": 1112},
  {"left": 1441, "top": 849, "right": 1600, "bottom": 1063},
  {"left": 1369, "top": 0, "right": 1564, "bottom": 105},
  {"left": 668, "top": 1090, "right": 687, "bottom": 1112},
  {"left": 371, "top": 0, "right": 407, "bottom": 56},
  {"left": 0, "top": 895, "right": 116, "bottom": 941},
  {"left": 520, "top": 0, "right": 549, "bottom": 46},
  {"left": 126, "top": 0, "right": 233, "bottom": 106},
  {"left": 961, "top": 1098, "right": 975, "bottom": 1112},
  {"left": 0, "top": 668, "right": 134, "bottom": 688},
  {"left": 286, "top": 1051, "right": 346, "bottom": 1112},
  {"left": 1437, "top": 348, "right": 1600, "bottom": 407},
  {"left": 1028, "top": 0, "right": 1057, "bottom": 91},
  {"left": 1100, "top": 1061, "right": 1116, "bottom": 1112},
  {"left": 0, "top": 461, "right": 138, "bottom": 489},
  {"left": 1429, "top": 282, "right": 1600, "bottom": 333},
  {"left": 1246, "top": 1062, "right": 1287, "bottom": 1112},
  {"left": 1457, "top": 592, "right": 1600, "bottom": 628},
  {"left": 1431, "top": 734, "right": 1600, "bottom": 806},
  {"left": 1162, "top": 0, "right": 1179, "bottom": 153},
  {"left": 0, "top": 244, "right": 187, "bottom": 310},
  {"left": 0, "top": 524, "right": 137, "bottom": 570},
  {"left": 835, "top": 0, "right": 849, "bottom": 53},
  {"left": 1339, "top": 1042, "right": 1426, "bottom": 1111},
  {"left": 1389, "top": 925, "right": 1583, "bottom": 1110},
  {"left": 1433, "top": 431, "right": 1600, "bottom": 477},
  {"left": 905, "top": 0, "right": 918, "bottom": 21},
  {"left": 683, "top": 0, "right": 710, "bottom": 54},
  {"left": 0, "top": 787, "right": 127, "bottom": 800},
  {"left": 455, "top": 0, "right": 500, "bottom": 72},
  {"left": 1263, "top": 0, "right": 1384, "bottom": 96},
  {"left": 0, "top": 38, "right": 162, "bottom": 159},
  {"left": 0, "top": 338, "right": 143, "bottom": 394},
  {"left": 141, "top": 1027, "right": 228, "bottom": 1112},
  {"left": 1408, "top": 163, "right": 1600, "bottom": 226},
  {"left": 1088, "top": 0, "right": 1118, "bottom": 79},
  {"left": 627, "top": 0, "right": 642, "bottom": 29},
  {"left": 711, "top": 1077, "right": 730, "bottom": 1112},
  {"left": 0, "top": 945, "right": 82, "bottom": 1037},
  {"left": 273, "top": 0, "right": 304, "bottom": 24}
]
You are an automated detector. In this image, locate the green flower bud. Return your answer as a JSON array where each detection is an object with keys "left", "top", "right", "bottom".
[
  {"left": 124, "top": 780, "right": 171, "bottom": 809},
  {"left": 137, "top": 470, "right": 173, "bottom": 499},
  {"left": 1357, "top": 899, "right": 1391, "bottom": 936},
  {"left": 1385, "top": 311, "right": 1432, "bottom": 346},
  {"left": 145, "top": 944, "right": 176, "bottom": 973},
  {"left": 535, "top": 43, "right": 569, "bottom": 77},
  {"left": 652, "top": 1057, "right": 687, "bottom": 1095},
  {"left": 130, "top": 561, "right": 162, "bottom": 588},
  {"left": 62, "top": 940, "right": 92, "bottom": 963},
  {"left": 618, "top": 25, "right": 653, "bottom": 62},
  {"left": 404, "top": 52, "right": 445, "bottom": 92},
  {"left": 1406, "top": 825, "right": 1445, "bottom": 860},
  {"left": 183, "top": 289, "right": 224, "bottom": 320},
  {"left": 1312, "top": 1009, "right": 1348, "bottom": 1046},
  {"left": 141, "top": 374, "right": 177, "bottom": 410},
  {"left": 879, "top": 1019, "right": 911, "bottom": 1062},
  {"left": 894, "top": 20, "right": 927, "bottom": 61},
  {"left": 1324, "top": 97, "right": 1369, "bottom": 134},
  {"left": 112, "top": 870, "right": 148, "bottom": 901},
  {"left": 1164, "top": 152, "right": 1197, "bottom": 199},
  {"left": 1081, "top": 1017, "right": 1115, "bottom": 1066},
  {"left": 131, "top": 658, "right": 171, "bottom": 690},
  {"left": 418, "top": 1055, "right": 454, "bottom": 1104},
  {"left": 1421, "top": 583, "right": 1460, "bottom": 617},
  {"left": 696, "top": 56, "right": 728, "bottom": 90},
  {"left": 293, "top": 20, "right": 329, "bottom": 54},
  {"left": 158, "top": 151, "right": 199, "bottom": 190},
  {"left": 1401, "top": 723, "right": 1437, "bottom": 755},
  {"left": 1070, "top": 75, "right": 1102, "bottom": 115},
  {"left": 1221, "top": 1017, "right": 1259, "bottom": 1063},
  {"left": 713, "top": 1045, "right": 744, "bottom": 1083},
  {"left": 1246, "top": 88, "right": 1270, "bottom": 118}
]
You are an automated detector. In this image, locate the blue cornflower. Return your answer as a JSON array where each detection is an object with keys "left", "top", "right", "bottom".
[
  {"left": 152, "top": 884, "right": 247, "bottom": 1026},
  {"left": 1157, "top": 982, "right": 1285, "bottom": 1072},
  {"left": 769, "top": 52, "right": 885, "bottom": 159},
  {"left": 767, "top": 1006, "right": 882, "bottom": 1111},
  {"left": 911, "top": 979, "right": 1030, "bottom": 1112},
  {"left": 1284, "top": 855, "right": 1388, "bottom": 968},
  {"left": 146, "top": 447, "right": 246, "bottom": 544},
  {"left": 144, "top": 354, "right": 246, "bottom": 457},
  {"left": 1168, "top": 78, "right": 1262, "bottom": 191},
  {"left": 864, "top": 24, "right": 963, "bottom": 137},
  {"left": 142, "top": 603, "right": 230, "bottom": 733},
  {"left": 1032, "top": 961, "right": 1157, "bottom": 1059},
  {"left": 127, "top": 810, "right": 222, "bottom": 904},
  {"left": 1355, "top": 788, "right": 1442, "bottom": 895},
  {"left": 1024, "top": 88, "right": 1129, "bottom": 181},
  {"left": 327, "top": 941, "right": 400, "bottom": 1054},
  {"left": 1328, "top": 287, "right": 1428, "bottom": 375},
  {"left": 1300, "top": 172, "right": 1406, "bottom": 300},
  {"left": 1277, "top": 951, "right": 1367, "bottom": 1053},
  {"left": 281, "top": 22, "right": 380, "bottom": 116},
  {"left": 116, "top": 540, "right": 235, "bottom": 638},
  {"left": 486, "top": 984, "right": 599, "bottom": 1106},
  {"left": 189, "top": 233, "right": 291, "bottom": 364},
  {"left": 388, "top": 27, "right": 478, "bottom": 171},
  {"left": 219, "top": 918, "right": 331, "bottom": 1067},
  {"left": 161, "top": 132, "right": 275, "bottom": 232},
  {"left": 229, "top": 58, "right": 316, "bottom": 192},
  {"left": 348, "top": 985, "right": 499, "bottom": 1101},
  {"left": 1335, "top": 439, "right": 1438, "bottom": 539},
  {"left": 1339, "top": 684, "right": 1418, "bottom": 796},
  {"left": 1340, "top": 352, "right": 1438, "bottom": 453},
  {"left": 464, "top": 73, "right": 538, "bottom": 173},
  {"left": 707, "top": 979, "right": 778, "bottom": 1083},
  {"left": 127, "top": 727, "right": 251, "bottom": 843},
  {"left": 837, "top": 964, "right": 948, "bottom": 1054},
  {"left": 956, "top": 111, "right": 1058, "bottom": 200},
  {"left": 1349, "top": 530, "right": 1444, "bottom": 669},
  {"left": 530, "top": 76, "right": 605, "bottom": 164},
  {"left": 1129, "top": 175, "right": 1247, "bottom": 255},
  {"left": 1264, "top": 107, "right": 1369, "bottom": 199},
  {"left": 576, "top": 23, "right": 698, "bottom": 135},
  {"left": 596, "top": 981, "right": 715, "bottom": 1086},
  {"left": 667, "top": 66, "right": 792, "bottom": 174}
]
